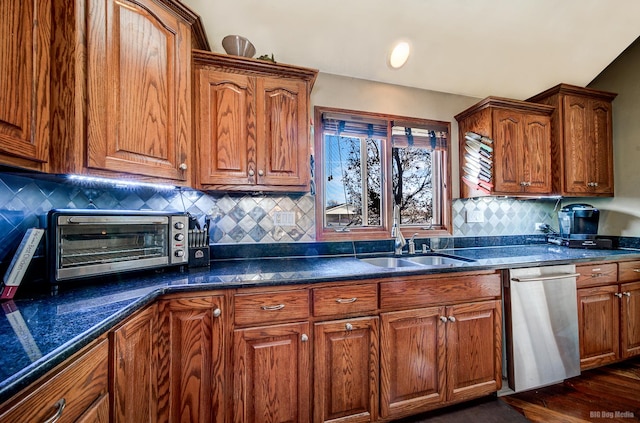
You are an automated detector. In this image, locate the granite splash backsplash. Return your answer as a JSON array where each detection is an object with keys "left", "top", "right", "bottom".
[{"left": 0, "top": 171, "right": 559, "bottom": 265}]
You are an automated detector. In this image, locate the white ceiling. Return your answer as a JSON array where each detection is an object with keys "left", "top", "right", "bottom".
[{"left": 182, "top": 0, "right": 640, "bottom": 99}]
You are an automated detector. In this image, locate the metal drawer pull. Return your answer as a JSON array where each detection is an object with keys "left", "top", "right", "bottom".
[
  {"left": 623, "top": 292, "right": 631, "bottom": 297},
  {"left": 511, "top": 273, "right": 580, "bottom": 282},
  {"left": 213, "top": 308, "right": 221, "bottom": 318},
  {"left": 43, "top": 398, "right": 66, "bottom": 423},
  {"left": 336, "top": 297, "right": 357, "bottom": 304},
  {"left": 591, "top": 273, "right": 604, "bottom": 278},
  {"left": 591, "top": 268, "right": 602, "bottom": 272},
  {"left": 439, "top": 316, "right": 448, "bottom": 323},
  {"left": 345, "top": 323, "right": 353, "bottom": 331},
  {"left": 615, "top": 293, "right": 623, "bottom": 298},
  {"left": 634, "top": 269, "right": 640, "bottom": 273},
  {"left": 301, "top": 334, "right": 309, "bottom": 342},
  {"left": 448, "top": 316, "right": 456, "bottom": 322},
  {"left": 261, "top": 304, "right": 285, "bottom": 311}
]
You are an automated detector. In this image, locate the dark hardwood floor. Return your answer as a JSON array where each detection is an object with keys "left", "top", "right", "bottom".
[{"left": 501, "top": 357, "right": 640, "bottom": 422}]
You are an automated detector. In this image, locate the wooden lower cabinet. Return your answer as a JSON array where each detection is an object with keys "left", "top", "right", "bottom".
[
  {"left": 445, "top": 301, "right": 502, "bottom": 402},
  {"left": 112, "top": 304, "right": 158, "bottom": 422},
  {"left": 380, "top": 300, "right": 502, "bottom": 420},
  {"left": 157, "top": 294, "right": 226, "bottom": 423},
  {"left": 577, "top": 284, "right": 620, "bottom": 369},
  {"left": 314, "top": 316, "right": 379, "bottom": 423},
  {"left": 380, "top": 307, "right": 446, "bottom": 419},
  {"left": 232, "top": 321, "right": 311, "bottom": 423},
  {"left": 0, "top": 337, "right": 109, "bottom": 423},
  {"left": 620, "top": 281, "right": 640, "bottom": 359}
]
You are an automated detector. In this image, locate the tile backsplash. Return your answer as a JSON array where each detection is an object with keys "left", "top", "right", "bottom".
[{"left": 0, "top": 172, "right": 558, "bottom": 263}]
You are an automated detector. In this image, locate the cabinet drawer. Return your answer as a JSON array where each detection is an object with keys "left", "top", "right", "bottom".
[
  {"left": 234, "top": 289, "right": 310, "bottom": 326},
  {"left": 0, "top": 338, "right": 109, "bottom": 423},
  {"left": 619, "top": 261, "right": 640, "bottom": 283},
  {"left": 380, "top": 272, "right": 501, "bottom": 310},
  {"left": 313, "top": 283, "right": 378, "bottom": 318},
  {"left": 576, "top": 263, "right": 617, "bottom": 288}
]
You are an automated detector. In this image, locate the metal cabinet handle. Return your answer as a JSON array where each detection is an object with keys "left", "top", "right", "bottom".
[
  {"left": 448, "top": 316, "right": 456, "bottom": 322},
  {"left": 213, "top": 308, "right": 221, "bottom": 318},
  {"left": 248, "top": 169, "right": 255, "bottom": 176},
  {"left": 633, "top": 269, "right": 640, "bottom": 273},
  {"left": 591, "top": 273, "right": 604, "bottom": 278},
  {"left": 258, "top": 169, "right": 264, "bottom": 176},
  {"left": 623, "top": 292, "right": 631, "bottom": 297},
  {"left": 615, "top": 293, "right": 623, "bottom": 298},
  {"left": 43, "top": 398, "right": 66, "bottom": 423},
  {"left": 439, "top": 316, "right": 448, "bottom": 323},
  {"left": 261, "top": 304, "right": 285, "bottom": 311},
  {"left": 179, "top": 163, "right": 188, "bottom": 171},
  {"left": 587, "top": 182, "right": 599, "bottom": 187},
  {"left": 345, "top": 323, "right": 353, "bottom": 331},
  {"left": 336, "top": 297, "right": 357, "bottom": 304},
  {"left": 301, "top": 334, "right": 309, "bottom": 342}
]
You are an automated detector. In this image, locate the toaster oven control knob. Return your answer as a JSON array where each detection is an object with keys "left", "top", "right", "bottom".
[
  {"left": 175, "top": 250, "right": 185, "bottom": 258},
  {"left": 174, "top": 233, "right": 185, "bottom": 241},
  {"left": 174, "top": 221, "right": 185, "bottom": 230}
]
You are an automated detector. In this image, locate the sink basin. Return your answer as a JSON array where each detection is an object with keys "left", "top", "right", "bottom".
[
  {"left": 359, "top": 254, "right": 474, "bottom": 269},
  {"left": 405, "top": 255, "right": 468, "bottom": 266},
  {"left": 358, "top": 257, "right": 419, "bottom": 268}
]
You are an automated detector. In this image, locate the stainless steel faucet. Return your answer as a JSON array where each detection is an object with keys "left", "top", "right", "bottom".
[
  {"left": 394, "top": 230, "right": 406, "bottom": 255},
  {"left": 392, "top": 205, "right": 405, "bottom": 255}
]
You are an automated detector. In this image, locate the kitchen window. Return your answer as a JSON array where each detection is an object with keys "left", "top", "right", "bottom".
[{"left": 314, "top": 106, "right": 452, "bottom": 241}]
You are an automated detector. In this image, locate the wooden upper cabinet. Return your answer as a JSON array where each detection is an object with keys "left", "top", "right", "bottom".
[
  {"left": 528, "top": 83, "right": 617, "bottom": 196},
  {"left": 193, "top": 51, "right": 318, "bottom": 192},
  {"left": 0, "top": 0, "right": 50, "bottom": 171},
  {"left": 455, "top": 97, "right": 554, "bottom": 197},
  {"left": 50, "top": 0, "right": 206, "bottom": 184},
  {"left": 85, "top": 0, "right": 192, "bottom": 182}
]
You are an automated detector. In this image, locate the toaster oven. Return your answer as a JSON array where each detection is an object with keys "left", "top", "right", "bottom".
[{"left": 47, "top": 209, "right": 189, "bottom": 283}]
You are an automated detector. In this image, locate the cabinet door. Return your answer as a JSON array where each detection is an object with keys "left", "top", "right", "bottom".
[
  {"left": 256, "top": 77, "right": 310, "bottom": 189},
  {"left": 562, "top": 94, "right": 614, "bottom": 195},
  {"left": 562, "top": 95, "right": 590, "bottom": 194},
  {"left": 233, "top": 322, "right": 311, "bottom": 423},
  {"left": 522, "top": 113, "right": 552, "bottom": 193},
  {"left": 112, "top": 304, "right": 158, "bottom": 423},
  {"left": 577, "top": 285, "right": 619, "bottom": 369},
  {"left": 620, "top": 282, "right": 640, "bottom": 359},
  {"left": 0, "top": 0, "right": 50, "bottom": 170},
  {"left": 196, "top": 70, "right": 255, "bottom": 187},
  {"left": 86, "top": 0, "right": 191, "bottom": 182},
  {"left": 314, "top": 317, "right": 379, "bottom": 423},
  {"left": 445, "top": 300, "right": 502, "bottom": 403},
  {"left": 588, "top": 99, "right": 614, "bottom": 195},
  {"left": 492, "top": 109, "right": 524, "bottom": 194},
  {"left": 157, "top": 295, "right": 225, "bottom": 423},
  {"left": 380, "top": 307, "right": 446, "bottom": 420},
  {"left": 76, "top": 394, "right": 110, "bottom": 423}
]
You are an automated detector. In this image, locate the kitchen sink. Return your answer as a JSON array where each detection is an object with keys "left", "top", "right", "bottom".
[
  {"left": 358, "top": 257, "right": 420, "bottom": 268},
  {"left": 359, "top": 254, "right": 474, "bottom": 269},
  {"left": 405, "top": 255, "right": 468, "bottom": 266}
]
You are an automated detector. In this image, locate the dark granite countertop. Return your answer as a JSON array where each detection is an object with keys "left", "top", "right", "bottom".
[{"left": 1, "top": 244, "right": 639, "bottom": 403}]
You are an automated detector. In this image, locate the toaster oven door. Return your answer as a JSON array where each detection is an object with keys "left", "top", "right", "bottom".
[{"left": 54, "top": 215, "right": 171, "bottom": 281}]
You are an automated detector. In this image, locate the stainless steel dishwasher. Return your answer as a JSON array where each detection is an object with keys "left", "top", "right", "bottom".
[{"left": 503, "top": 264, "right": 581, "bottom": 393}]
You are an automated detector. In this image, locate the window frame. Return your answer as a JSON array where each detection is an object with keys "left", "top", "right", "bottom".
[{"left": 314, "top": 106, "right": 452, "bottom": 241}]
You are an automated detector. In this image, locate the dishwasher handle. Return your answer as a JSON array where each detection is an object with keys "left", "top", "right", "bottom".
[{"left": 511, "top": 273, "right": 580, "bottom": 283}]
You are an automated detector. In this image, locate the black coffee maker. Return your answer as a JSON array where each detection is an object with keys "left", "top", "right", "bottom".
[{"left": 555, "top": 203, "right": 611, "bottom": 248}]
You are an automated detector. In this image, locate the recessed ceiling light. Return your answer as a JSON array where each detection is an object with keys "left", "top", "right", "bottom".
[{"left": 389, "top": 41, "right": 410, "bottom": 69}]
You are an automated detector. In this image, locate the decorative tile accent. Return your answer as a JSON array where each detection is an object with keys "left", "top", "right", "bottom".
[{"left": 0, "top": 172, "right": 559, "bottom": 266}]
